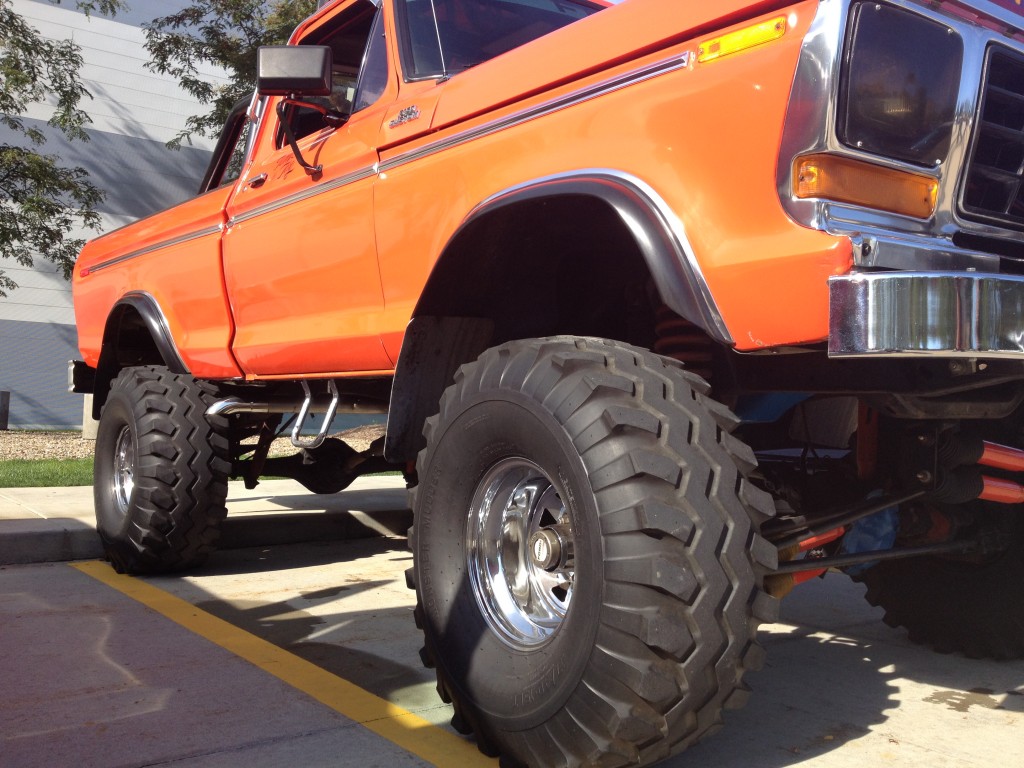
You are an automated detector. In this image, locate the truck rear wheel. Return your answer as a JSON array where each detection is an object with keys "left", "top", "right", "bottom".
[
  {"left": 94, "top": 366, "right": 230, "bottom": 574},
  {"left": 409, "top": 337, "right": 778, "bottom": 767}
]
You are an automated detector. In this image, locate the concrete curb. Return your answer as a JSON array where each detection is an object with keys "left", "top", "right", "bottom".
[
  {"left": 0, "top": 518, "right": 104, "bottom": 564},
  {"left": 0, "top": 477, "right": 411, "bottom": 566}
]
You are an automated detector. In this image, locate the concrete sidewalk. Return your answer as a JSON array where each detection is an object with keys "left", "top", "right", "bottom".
[{"left": 0, "top": 477, "right": 411, "bottom": 566}]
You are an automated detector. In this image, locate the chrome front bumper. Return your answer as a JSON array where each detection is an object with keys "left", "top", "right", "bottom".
[{"left": 829, "top": 272, "right": 1024, "bottom": 358}]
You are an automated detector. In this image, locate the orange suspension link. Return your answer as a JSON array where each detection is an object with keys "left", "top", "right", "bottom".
[
  {"left": 978, "top": 440, "right": 1024, "bottom": 473},
  {"left": 979, "top": 476, "right": 1024, "bottom": 505}
]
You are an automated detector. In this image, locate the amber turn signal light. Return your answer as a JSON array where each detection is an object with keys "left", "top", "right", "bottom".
[
  {"left": 697, "top": 16, "right": 788, "bottom": 63},
  {"left": 793, "top": 154, "right": 938, "bottom": 219}
]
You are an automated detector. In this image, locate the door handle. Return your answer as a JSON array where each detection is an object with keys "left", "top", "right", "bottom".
[{"left": 247, "top": 173, "right": 268, "bottom": 189}]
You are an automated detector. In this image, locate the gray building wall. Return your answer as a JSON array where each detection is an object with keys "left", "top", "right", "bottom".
[{"left": 0, "top": 0, "right": 227, "bottom": 429}]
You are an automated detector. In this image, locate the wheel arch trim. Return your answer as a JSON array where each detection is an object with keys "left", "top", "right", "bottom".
[
  {"left": 92, "top": 292, "right": 189, "bottom": 418},
  {"left": 102, "top": 291, "right": 189, "bottom": 374},
  {"left": 418, "top": 169, "right": 733, "bottom": 344},
  {"left": 386, "top": 170, "right": 731, "bottom": 462}
]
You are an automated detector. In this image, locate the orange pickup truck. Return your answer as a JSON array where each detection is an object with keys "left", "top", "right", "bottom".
[{"left": 72, "top": 0, "right": 1024, "bottom": 764}]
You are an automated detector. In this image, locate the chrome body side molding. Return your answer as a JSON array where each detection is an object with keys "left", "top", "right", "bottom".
[{"left": 87, "top": 226, "right": 223, "bottom": 274}]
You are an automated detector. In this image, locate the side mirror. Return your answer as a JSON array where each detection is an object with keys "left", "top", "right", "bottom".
[
  {"left": 256, "top": 45, "right": 342, "bottom": 177},
  {"left": 257, "top": 45, "right": 332, "bottom": 97}
]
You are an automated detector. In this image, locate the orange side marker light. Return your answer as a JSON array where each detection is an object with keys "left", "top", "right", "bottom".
[{"left": 697, "top": 16, "right": 788, "bottom": 63}]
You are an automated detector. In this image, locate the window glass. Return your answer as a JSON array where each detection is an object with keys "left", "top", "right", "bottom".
[
  {"left": 279, "top": 0, "right": 380, "bottom": 145},
  {"left": 199, "top": 97, "right": 256, "bottom": 194},
  {"left": 397, "top": 0, "right": 603, "bottom": 81},
  {"left": 220, "top": 120, "right": 252, "bottom": 186},
  {"left": 354, "top": 9, "right": 389, "bottom": 112}
]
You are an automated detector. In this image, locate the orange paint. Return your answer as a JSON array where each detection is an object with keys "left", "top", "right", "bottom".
[{"left": 75, "top": 0, "right": 844, "bottom": 381}]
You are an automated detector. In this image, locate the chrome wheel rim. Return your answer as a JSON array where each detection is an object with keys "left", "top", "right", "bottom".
[
  {"left": 466, "top": 458, "right": 575, "bottom": 649},
  {"left": 112, "top": 425, "right": 135, "bottom": 515}
]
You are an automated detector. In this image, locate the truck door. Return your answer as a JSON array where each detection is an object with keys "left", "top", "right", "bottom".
[{"left": 222, "top": 0, "right": 394, "bottom": 377}]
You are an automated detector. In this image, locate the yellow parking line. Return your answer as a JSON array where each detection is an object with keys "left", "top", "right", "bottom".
[{"left": 71, "top": 560, "right": 494, "bottom": 768}]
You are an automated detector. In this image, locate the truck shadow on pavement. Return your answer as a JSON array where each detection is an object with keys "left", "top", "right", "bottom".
[{"left": 157, "top": 539, "right": 1024, "bottom": 768}]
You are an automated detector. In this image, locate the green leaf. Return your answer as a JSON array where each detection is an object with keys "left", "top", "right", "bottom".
[{"left": 143, "top": 0, "right": 316, "bottom": 147}]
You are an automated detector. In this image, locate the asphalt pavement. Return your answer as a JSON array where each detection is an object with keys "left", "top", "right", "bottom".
[{"left": 1, "top": 479, "right": 1023, "bottom": 768}]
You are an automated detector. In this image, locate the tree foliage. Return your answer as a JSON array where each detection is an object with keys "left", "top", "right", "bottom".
[
  {"left": 0, "top": 0, "right": 125, "bottom": 296},
  {"left": 144, "top": 0, "right": 318, "bottom": 149}
]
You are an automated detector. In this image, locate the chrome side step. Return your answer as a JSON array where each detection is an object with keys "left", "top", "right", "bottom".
[
  {"left": 205, "top": 381, "right": 387, "bottom": 451},
  {"left": 291, "top": 381, "right": 339, "bottom": 450}
]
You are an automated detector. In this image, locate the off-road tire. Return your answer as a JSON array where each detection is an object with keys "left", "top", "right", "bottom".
[
  {"left": 94, "top": 366, "right": 230, "bottom": 574},
  {"left": 856, "top": 515, "right": 1024, "bottom": 659},
  {"left": 409, "top": 337, "right": 778, "bottom": 767}
]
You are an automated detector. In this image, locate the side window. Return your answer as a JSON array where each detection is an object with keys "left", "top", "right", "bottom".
[
  {"left": 396, "top": 0, "right": 603, "bottom": 81},
  {"left": 220, "top": 121, "right": 253, "bottom": 186},
  {"left": 199, "top": 97, "right": 257, "bottom": 194},
  {"left": 278, "top": 1, "right": 383, "bottom": 146},
  {"left": 353, "top": 8, "right": 388, "bottom": 112}
]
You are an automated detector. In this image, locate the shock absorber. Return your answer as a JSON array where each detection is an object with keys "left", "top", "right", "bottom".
[{"left": 653, "top": 305, "right": 714, "bottom": 382}]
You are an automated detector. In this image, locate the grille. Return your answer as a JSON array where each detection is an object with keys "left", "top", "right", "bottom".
[{"left": 961, "top": 47, "right": 1024, "bottom": 231}]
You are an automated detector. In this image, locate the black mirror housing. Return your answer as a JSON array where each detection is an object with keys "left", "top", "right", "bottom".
[{"left": 257, "top": 45, "right": 332, "bottom": 97}]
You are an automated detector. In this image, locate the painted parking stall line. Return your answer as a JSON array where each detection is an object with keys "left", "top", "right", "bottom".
[{"left": 71, "top": 560, "right": 493, "bottom": 768}]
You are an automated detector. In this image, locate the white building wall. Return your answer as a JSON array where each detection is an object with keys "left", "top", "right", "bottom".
[{"left": 0, "top": 0, "right": 230, "bottom": 428}]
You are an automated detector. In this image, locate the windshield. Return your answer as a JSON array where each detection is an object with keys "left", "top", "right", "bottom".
[{"left": 397, "top": 0, "right": 605, "bottom": 80}]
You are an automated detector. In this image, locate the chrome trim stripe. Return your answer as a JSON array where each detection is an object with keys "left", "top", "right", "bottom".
[
  {"left": 92, "top": 53, "right": 695, "bottom": 267},
  {"left": 225, "top": 52, "right": 690, "bottom": 227},
  {"left": 88, "top": 225, "right": 223, "bottom": 274},
  {"left": 379, "top": 53, "right": 691, "bottom": 173},
  {"left": 227, "top": 165, "right": 378, "bottom": 227},
  {"left": 829, "top": 271, "right": 1024, "bottom": 357}
]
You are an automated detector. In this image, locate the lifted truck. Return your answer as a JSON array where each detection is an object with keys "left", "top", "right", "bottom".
[{"left": 72, "top": 0, "right": 1024, "bottom": 764}]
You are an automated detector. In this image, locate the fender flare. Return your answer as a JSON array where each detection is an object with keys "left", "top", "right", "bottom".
[
  {"left": 91, "top": 292, "right": 188, "bottom": 417},
  {"left": 385, "top": 170, "right": 731, "bottom": 461},
  {"left": 437, "top": 169, "right": 732, "bottom": 343}
]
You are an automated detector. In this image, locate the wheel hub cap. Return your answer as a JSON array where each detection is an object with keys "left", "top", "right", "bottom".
[
  {"left": 112, "top": 425, "right": 135, "bottom": 515},
  {"left": 467, "top": 458, "right": 576, "bottom": 649},
  {"left": 529, "top": 526, "right": 572, "bottom": 571}
]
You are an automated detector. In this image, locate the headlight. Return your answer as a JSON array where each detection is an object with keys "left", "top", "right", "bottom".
[{"left": 838, "top": 3, "right": 963, "bottom": 167}]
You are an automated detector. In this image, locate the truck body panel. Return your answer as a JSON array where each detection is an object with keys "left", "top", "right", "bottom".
[
  {"left": 73, "top": 186, "right": 239, "bottom": 377},
  {"left": 76, "top": 0, "right": 853, "bottom": 374},
  {"left": 222, "top": 99, "right": 391, "bottom": 376}
]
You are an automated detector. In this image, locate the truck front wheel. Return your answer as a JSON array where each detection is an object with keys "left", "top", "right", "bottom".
[
  {"left": 94, "top": 366, "right": 230, "bottom": 574},
  {"left": 410, "top": 337, "right": 778, "bottom": 766}
]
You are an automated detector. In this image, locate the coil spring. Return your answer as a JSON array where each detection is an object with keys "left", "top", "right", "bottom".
[{"left": 653, "top": 305, "right": 714, "bottom": 383}]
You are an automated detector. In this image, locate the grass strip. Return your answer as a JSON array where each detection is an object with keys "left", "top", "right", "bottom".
[{"left": 0, "top": 458, "right": 94, "bottom": 488}]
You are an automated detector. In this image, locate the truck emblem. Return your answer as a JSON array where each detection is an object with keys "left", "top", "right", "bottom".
[{"left": 389, "top": 106, "right": 421, "bottom": 128}]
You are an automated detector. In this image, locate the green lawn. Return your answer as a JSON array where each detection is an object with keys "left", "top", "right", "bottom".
[{"left": 0, "top": 458, "right": 94, "bottom": 488}]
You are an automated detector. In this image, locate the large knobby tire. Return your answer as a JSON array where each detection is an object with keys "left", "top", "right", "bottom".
[
  {"left": 94, "top": 366, "right": 230, "bottom": 574},
  {"left": 856, "top": 515, "right": 1024, "bottom": 659},
  {"left": 409, "top": 337, "right": 779, "bottom": 767}
]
